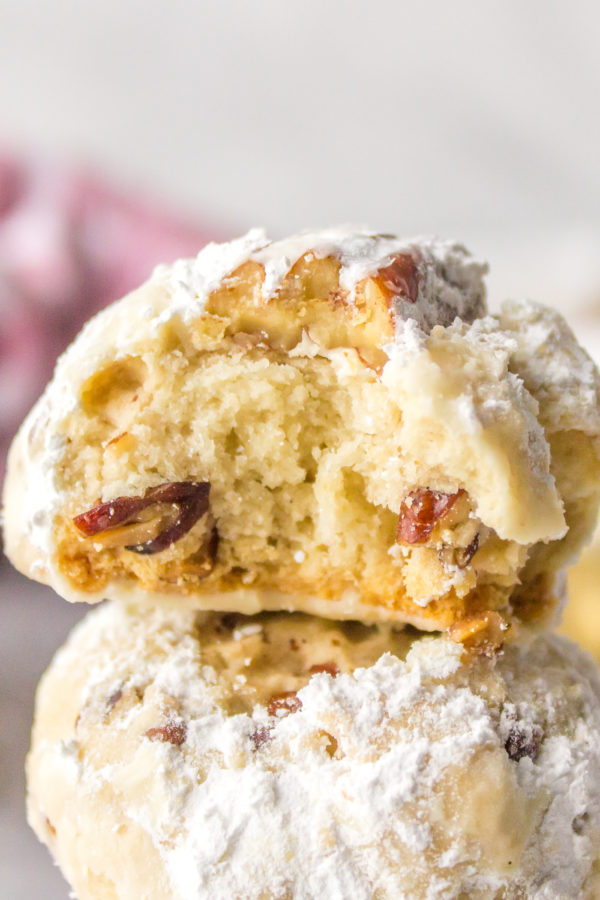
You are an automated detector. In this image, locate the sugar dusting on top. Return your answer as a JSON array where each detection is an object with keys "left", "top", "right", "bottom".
[
  {"left": 153, "top": 228, "right": 269, "bottom": 322},
  {"left": 29, "top": 603, "right": 600, "bottom": 900},
  {"left": 498, "top": 298, "right": 600, "bottom": 440},
  {"left": 152, "top": 226, "right": 489, "bottom": 333}
]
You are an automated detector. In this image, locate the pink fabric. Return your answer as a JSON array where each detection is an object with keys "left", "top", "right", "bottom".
[{"left": 0, "top": 153, "right": 221, "bottom": 482}]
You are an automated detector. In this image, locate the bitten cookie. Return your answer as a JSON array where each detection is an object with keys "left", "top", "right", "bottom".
[
  {"left": 28, "top": 601, "right": 600, "bottom": 899},
  {"left": 5, "top": 228, "right": 600, "bottom": 630}
]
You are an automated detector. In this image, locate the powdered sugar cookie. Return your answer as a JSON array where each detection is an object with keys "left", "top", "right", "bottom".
[
  {"left": 5, "top": 229, "right": 600, "bottom": 630},
  {"left": 28, "top": 601, "right": 600, "bottom": 899}
]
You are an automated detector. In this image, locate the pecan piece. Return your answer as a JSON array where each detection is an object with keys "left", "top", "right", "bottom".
[
  {"left": 309, "top": 662, "right": 340, "bottom": 677},
  {"left": 448, "top": 610, "right": 507, "bottom": 658},
  {"left": 267, "top": 691, "right": 302, "bottom": 718},
  {"left": 249, "top": 725, "right": 272, "bottom": 751},
  {"left": 318, "top": 730, "right": 338, "bottom": 758},
  {"left": 375, "top": 253, "right": 420, "bottom": 303},
  {"left": 439, "top": 532, "right": 480, "bottom": 570},
  {"left": 106, "top": 688, "right": 122, "bottom": 709},
  {"left": 505, "top": 723, "right": 542, "bottom": 763},
  {"left": 455, "top": 533, "right": 479, "bottom": 569},
  {"left": 145, "top": 720, "right": 188, "bottom": 746},
  {"left": 397, "top": 488, "right": 463, "bottom": 545},
  {"left": 73, "top": 481, "right": 210, "bottom": 555}
]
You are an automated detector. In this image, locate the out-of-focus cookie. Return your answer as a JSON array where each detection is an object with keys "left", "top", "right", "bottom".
[
  {"left": 5, "top": 229, "right": 600, "bottom": 631},
  {"left": 28, "top": 601, "right": 600, "bottom": 900}
]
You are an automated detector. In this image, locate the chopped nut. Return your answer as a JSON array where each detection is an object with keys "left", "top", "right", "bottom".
[
  {"left": 103, "top": 432, "right": 136, "bottom": 459},
  {"left": 397, "top": 488, "right": 464, "bottom": 545},
  {"left": 73, "top": 481, "right": 211, "bottom": 555},
  {"left": 231, "top": 332, "right": 269, "bottom": 350},
  {"left": 309, "top": 662, "right": 340, "bottom": 677},
  {"left": 103, "top": 687, "right": 124, "bottom": 723},
  {"left": 249, "top": 725, "right": 272, "bottom": 751},
  {"left": 317, "top": 730, "right": 339, "bottom": 758},
  {"left": 374, "top": 253, "right": 420, "bottom": 303},
  {"left": 455, "top": 533, "right": 479, "bottom": 568},
  {"left": 106, "top": 688, "right": 122, "bottom": 709},
  {"left": 104, "top": 432, "right": 127, "bottom": 448},
  {"left": 267, "top": 691, "right": 302, "bottom": 718},
  {"left": 145, "top": 720, "right": 187, "bottom": 746},
  {"left": 438, "top": 532, "right": 480, "bottom": 570},
  {"left": 505, "top": 723, "right": 542, "bottom": 762},
  {"left": 448, "top": 610, "right": 507, "bottom": 658}
]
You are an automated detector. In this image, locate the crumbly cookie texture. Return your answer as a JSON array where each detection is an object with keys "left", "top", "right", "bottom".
[
  {"left": 28, "top": 601, "right": 600, "bottom": 900},
  {"left": 4, "top": 228, "right": 600, "bottom": 630}
]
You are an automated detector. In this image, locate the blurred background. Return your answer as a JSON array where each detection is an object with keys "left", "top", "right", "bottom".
[{"left": 1, "top": 2, "right": 600, "bottom": 896}]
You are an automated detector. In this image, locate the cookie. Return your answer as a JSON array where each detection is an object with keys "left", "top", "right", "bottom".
[
  {"left": 561, "top": 537, "right": 600, "bottom": 662},
  {"left": 28, "top": 601, "right": 600, "bottom": 899},
  {"left": 5, "top": 228, "right": 600, "bottom": 630}
]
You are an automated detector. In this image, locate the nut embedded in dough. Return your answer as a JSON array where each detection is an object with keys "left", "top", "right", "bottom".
[{"left": 447, "top": 609, "right": 508, "bottom": 658}]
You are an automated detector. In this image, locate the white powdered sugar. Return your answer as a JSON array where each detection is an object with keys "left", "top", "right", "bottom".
[
  {"left": 153, "top": 228, "right": 269, "bottom": 326},
  {"left": 151, "top": 226, "right": 488, "bottom": 331},
  {"left": 27, "top": 603, "right": 600, "bottom": 899},
  {"left": 498, "top": 298, "right": 600, "bottom": 440}
]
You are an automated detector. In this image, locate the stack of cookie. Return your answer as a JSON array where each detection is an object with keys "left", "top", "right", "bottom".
[{"left": 5, "top": 228, "right": 600, "bottom": 899}]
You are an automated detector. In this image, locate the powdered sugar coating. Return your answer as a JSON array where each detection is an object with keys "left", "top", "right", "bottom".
[
  {"left": 153, "top": 227, "right": 488, "bottom": 333},
  {"left": 28, "top": 603, "right": 600, "bottom": 899},
  {"left": 498, "top": 298, "right": 600, "bottom": 440}
]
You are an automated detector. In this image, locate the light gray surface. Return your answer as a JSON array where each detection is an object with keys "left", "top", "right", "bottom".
[{"left": 0, "top": 564, "right": 84, "bottom": 897}]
